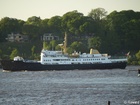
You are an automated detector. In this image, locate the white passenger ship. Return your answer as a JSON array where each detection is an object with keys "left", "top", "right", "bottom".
[{"left": 40, "top": 49, "right": 126, "bottom": 65}]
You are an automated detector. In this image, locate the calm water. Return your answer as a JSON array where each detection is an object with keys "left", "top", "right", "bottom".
[{"left": 0, "top": 66, "right": 140, "bottom": 105}]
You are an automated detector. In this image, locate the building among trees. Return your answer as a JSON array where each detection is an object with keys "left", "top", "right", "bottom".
[
  {"left": 41, "top": 33, "right": 59, "bottom": 41},
  {"left": 6, "top": 33, "right": 28, "bottom": 42}
]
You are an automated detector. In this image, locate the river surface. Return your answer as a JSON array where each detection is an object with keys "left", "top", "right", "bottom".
[{"left": 0, "top": 66, "right": 140, "bottom": 105}]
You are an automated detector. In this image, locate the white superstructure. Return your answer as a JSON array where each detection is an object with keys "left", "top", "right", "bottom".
[{"left": 40, "top": 49, "right": 127, "bottom": 65}]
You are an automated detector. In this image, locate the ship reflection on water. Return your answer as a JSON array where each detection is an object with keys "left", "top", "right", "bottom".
[{"left": 0, "top": 66, "right": 140, "bottom": 105}]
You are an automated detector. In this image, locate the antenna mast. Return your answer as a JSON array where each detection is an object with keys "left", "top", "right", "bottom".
[{"left": 63, "top": 32, "right": 67, "bottom": 54}]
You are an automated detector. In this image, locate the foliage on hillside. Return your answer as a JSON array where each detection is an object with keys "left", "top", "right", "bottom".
[{"left": 0, "top": 8, "right": 140, "bottom": 64}]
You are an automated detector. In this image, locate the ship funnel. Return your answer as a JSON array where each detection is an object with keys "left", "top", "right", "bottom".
[
  {"left": 90, "top": 48, "right": 100, "bottom": 54},
  {"left": 90, "top": 48, "right": 94, "bottom": 54}
]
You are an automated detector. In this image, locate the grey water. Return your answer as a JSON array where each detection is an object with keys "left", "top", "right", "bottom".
[{"left": 0, "top": 66, "right": 140, "bottom": 105}]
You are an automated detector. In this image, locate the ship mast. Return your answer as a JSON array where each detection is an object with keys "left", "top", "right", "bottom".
[{"left": 63, "top": 32, "right": 67, "bottom": 54}]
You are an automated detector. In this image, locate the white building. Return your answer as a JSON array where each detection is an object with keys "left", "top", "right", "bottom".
[
  {"left": 42, "top": 33, "right": 59, "bottom": 41},
  {"left": 6, "top": 33, "right": 28, "bottom": 42}
]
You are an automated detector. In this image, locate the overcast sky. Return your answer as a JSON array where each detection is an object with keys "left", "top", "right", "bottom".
[{"left": 0, "top": 0, "right": 140, "bottom": 20}]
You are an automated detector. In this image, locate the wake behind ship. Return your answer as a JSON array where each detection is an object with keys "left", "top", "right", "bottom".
[{"left": 0, "top": 33, "right": 127, "bottom": 71}]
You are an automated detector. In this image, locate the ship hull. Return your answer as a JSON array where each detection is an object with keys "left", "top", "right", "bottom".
[{"left": 0, "top": 60, "right": 127, "bottom": 71}]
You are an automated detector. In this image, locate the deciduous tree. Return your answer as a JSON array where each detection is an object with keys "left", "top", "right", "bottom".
[{"left": 10, "top": 48, "right": 18, "bottom": 59}]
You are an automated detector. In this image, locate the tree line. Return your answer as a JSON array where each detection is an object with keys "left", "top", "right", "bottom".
[{"left": 0, "top": 8, "right": 140, "bottom": 64}]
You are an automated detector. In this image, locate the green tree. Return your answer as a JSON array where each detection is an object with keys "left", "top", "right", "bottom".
[
  {"left": 22, "top": 23, "right": 40, "bottom": 40},
  {"left": 122, "top": 19, "right": 140, "bottom": 51},
  {"left": 67, "top": 47, "right": 73, "bottom": 54},
  {"left": 88, "top": 8, "right": 107, "bottom": 41},
  {"left": 79, "top": 17, "right": 96, "bottom": 34},
  {"left": 0, "top": 17, "right": 22, "bottom": 42},
  {"left": 88, "top": 37, "right": 101, "bottom": 49},
  {"left": 129, "top": 50, "right": 140, "bottom": 65},
  {"left": 40, "top": 19, "right": 50, "bottom": 33},
  {"left": 43, "top": 41, "right": 48, "bottom": 50},
  {"left": 55, "top": 44, "right": 61, "bottom": 51},
  {"left": 10, "top": 48, "right": 18, "bottom": 59},
  {"left": 88, "top": 8, "right": 107, "bottom": 21},
  {"left": 27, "top": 16, "right": 41, "bottom": 26},
  {"left": 61, "top": 10, "right": 84, "bottom": 35},
  {"left": 50, "top": 40, "right": 57, "bottom": 50},
  {"left": 31, "top": 45, "right": 36, "bottom": 56},
  {"left": 136, "top": 50, "right": 140, "bottom": 61},
  {"left": 0, "top": 49, "right": 2, "bottom": 59},
  {"left": 48, "top": 16, "right": 62, "bottom": 33},
  {"left": 70, "top": 41, "right": 83, "bottom": 52},
  {"left": 22, "top": 16, "right": 41, "bottom": 40},
  {"left": 105, "top": 10, "right": 140, "bottom": 53}
]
